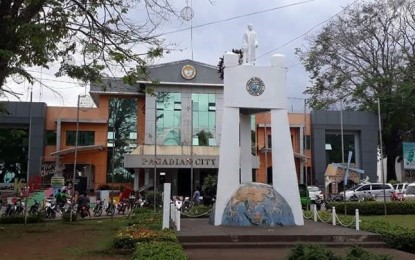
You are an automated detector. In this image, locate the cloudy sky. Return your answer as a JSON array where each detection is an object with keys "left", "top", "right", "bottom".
[{"left": 1, "top": 0, "right": 362, "bottom": 112}]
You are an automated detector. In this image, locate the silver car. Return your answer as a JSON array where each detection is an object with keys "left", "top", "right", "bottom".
[
  {"left": 403, "top": 183, "right": 415, "bottom": 200},
  {"left": 343, "top": 183, "right": 394, "bottom": 201}
]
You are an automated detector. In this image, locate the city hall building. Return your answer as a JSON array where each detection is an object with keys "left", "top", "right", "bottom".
[{"left": 0, "top": 59, "right": 379, "bottom": 197}]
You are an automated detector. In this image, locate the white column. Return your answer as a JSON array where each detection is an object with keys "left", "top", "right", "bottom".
[
  {"left": 144, "top": 169, "right": 150, "bottom": 185},
  {"left": 134, "top": 170, "right": 140, "bottom": 190},
  {"left": 214, "top": 107, "right": 241, "bottom": 226},
  {"left": 162, "top": 183, "right": 171, "bottom": 229},
  {"left": 240, "top": 113, "right": 252, "bottom": 183},
  {"left": 271, "top": 109, "right": 304, "bottom": 225}
]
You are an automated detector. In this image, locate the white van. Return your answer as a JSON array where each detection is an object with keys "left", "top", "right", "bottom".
[
  {"left": 343, "top": 183, "right": 394, "bottom": 201},
  {"left": 403, "top": 183, "right": 415, "bottom": 200},
  {"left": 393, "top": 183, "right": 409, "bottom": 194}
]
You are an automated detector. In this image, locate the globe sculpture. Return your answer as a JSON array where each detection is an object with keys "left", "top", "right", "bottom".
[{"left": 221, "top": 182, "right": 295, "bottom": 227}]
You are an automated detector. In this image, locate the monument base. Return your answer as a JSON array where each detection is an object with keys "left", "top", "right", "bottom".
[{"left": 212, "top": 182, "right": 296, "bottom": 227}]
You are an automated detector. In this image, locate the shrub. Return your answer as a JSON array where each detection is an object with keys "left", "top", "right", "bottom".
[
  {"left": 127, "top": 212, "right": 162, "bottom": 229},
  {"left": 145, "top": 190, "right": 162, "bottom": 210},
  {"left": 181, "top": 205, "right": 212, "bottom": 218},
  {"left": 288, "top": 244, "right": 340, "bottom": 260},
  {"left": 360, "top": 219, "right": 415, "bottom": 253},
  {"left": 202, "top": 174, "right": 217, "bottom": 197},
  {"left": 346, "top": 246, "right": 392, "bottom": 260},
  {"left": 321, "top": 210, "right": 415, "bottom": 254},
  {"left": 132, "top": 241, "right": 187, "bottom": 260},
  {"left": 61, "top": 211, "right": 78, "bottom": 222},
  {"left": 328, "top": 201, "right": 415, "bottom": 215},
  {"left": 113, "top": 226, "right": 177, "bottom": 250},
  {"left": 0, "top": 214, "right": 44, "bottom": 224},
  {"left": 288, "top": 244, "right": 392, "bottom": 260}
]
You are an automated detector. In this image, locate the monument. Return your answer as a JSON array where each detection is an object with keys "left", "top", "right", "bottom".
[
  {"left": 213, "top": 25, "right": 303, "bottom": 227},
  {"left": 242, "top": 24, "right": 258, "bottom": 64}
]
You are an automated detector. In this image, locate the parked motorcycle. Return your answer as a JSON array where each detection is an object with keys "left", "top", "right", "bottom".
[
  {"left": 313, "top": 194, "right": 324, "bottom": 210},
  {"left": 1, "top": 204, "right": 14, "bottom": 216},
  {"left": 44, "top": 198, "right": 57, "bottom": 219},
  {"left": 180, "top": 197, "right": 193, "bottom": 213},
  {"left": 78, "top": 204, "right": 89, "bottom": 218},
  {"left": 12, "top": 199, "right": 25, "bottom": 216},
  {"left": 28, "top": 200, "right": 40, "bottom": 215},
  {"left": 106, "top": 201, "right": 115, "bottom": 216},
  {"left": 93, "top": 200, "right": 104, "bottom": 217},
  {"left": 132, "top": 198, "right": 147, "bottom": 209},
  {"left": 116, "top": 199, "right": 128, "bottom": 214}
]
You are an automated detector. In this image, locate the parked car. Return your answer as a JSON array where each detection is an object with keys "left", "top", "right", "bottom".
[
  {"left": 307, "top": 186, "right": 323, "bottom": 201},
  {"left": 403, "top": 183, "right": 415, "bottom": 200},
  {"left": 342, "top": 183, "right": 394, "bottom": 201},
  {"left": 391, "top": 183, "right": 409, "bottom": 201},
  {"left": 392, "top": 183, "right": 409, "bottom": 193}
]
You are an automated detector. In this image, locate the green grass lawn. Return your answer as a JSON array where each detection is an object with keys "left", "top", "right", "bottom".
[
  {"left": 360, "top": 215, "right": 415, "bottom": 230},
  {"left": 0, "top": 218, "right": 131, "bottom": 259}
]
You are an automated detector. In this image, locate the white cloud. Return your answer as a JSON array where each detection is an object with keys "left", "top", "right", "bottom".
[{"left": 1, "top": 0, "right": 362, "bottom": 110}]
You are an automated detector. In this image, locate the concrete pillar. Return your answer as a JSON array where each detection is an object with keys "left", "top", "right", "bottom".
[
  {"left": 271, "top": 109, "right": 304, "bottom": 225},
  {"left": 214, "top": 107, "right": 241, "bottom": 226},
  {"left": 240, "top": 113, "right": 252, "bottom": 183}
]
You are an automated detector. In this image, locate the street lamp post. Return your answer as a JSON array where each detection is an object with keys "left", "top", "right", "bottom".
[
  {"left": 340, "top": 100, "right": 347, "bottom": 215},
  {"left": 154, "top": 97, "right": 158, "bottom": 212},
  {"left": 378, "top": 98, "right": 387, "bottom": 216},
  {"left": 70, "top": 94, "right": 81, "bottom": 222}
]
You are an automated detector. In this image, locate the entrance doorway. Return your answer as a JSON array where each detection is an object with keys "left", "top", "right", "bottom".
[{"left": 177, "top": 169, "right": 191, "bottom": 197}]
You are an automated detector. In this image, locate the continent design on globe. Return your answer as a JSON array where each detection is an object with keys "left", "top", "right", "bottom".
[{"left": 222, "top": 182, "right": 295, "bottom": 227}]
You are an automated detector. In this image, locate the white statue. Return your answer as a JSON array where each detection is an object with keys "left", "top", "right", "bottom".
[{"left": 242, "top": 24, "right": 258, "bottom": 64}]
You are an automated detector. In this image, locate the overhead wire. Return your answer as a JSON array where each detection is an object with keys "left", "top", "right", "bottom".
[
  {"left": 162, "top": 0, "right": 316, "bottom": 35},
  {"left": 257, "top": 0, "right": 360, "bottom": 60}
]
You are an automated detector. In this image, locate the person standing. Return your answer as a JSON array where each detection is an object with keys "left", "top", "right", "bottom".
[
  {"left": 193, "top": 187, "right": 201, "bottom": 205},
  {"left": 242, "top": 24, "right": 258, "bottom": 64}
]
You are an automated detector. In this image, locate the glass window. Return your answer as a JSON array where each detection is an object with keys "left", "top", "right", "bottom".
[
  {"left": 192, "top": 93, "right": 216, "bottom": 146},
  {"left": 155, "top": 92, "right": 181, "bottom": 145},
  {"left": 46, "top": 131, "right": 57, "bottom": 145},
  {"left": 326, "top": 133, "right": 356, "bottom": 164},
  {"left": 106, "top": 97, "right": 138, "bottom": 183},
  {"left": 360, "top": 185, "right": 370, "bottom": 191},
  {"left": 304, "top": 135, "right": 311, "bottom": 150},
  {"left": 66, "top": 131, "right": 95, "bottom": 146},
  {"left": 371, "top": 184, "right": 382, "bottom": 190}
]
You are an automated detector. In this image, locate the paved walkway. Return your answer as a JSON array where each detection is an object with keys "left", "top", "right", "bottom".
[{"left": 177, "top": 218, "right": 415, "bottom": 260}]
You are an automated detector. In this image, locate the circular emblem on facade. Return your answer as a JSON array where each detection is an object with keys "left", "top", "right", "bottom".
[
  {"left": 246, "top": 77, "right": 265, "bottom": 96},
  {"left": 181, "top": 64, "right": 196, "bottom": 80}
]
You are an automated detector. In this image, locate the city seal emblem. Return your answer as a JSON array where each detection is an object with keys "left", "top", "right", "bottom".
[
  {"left": 181, "top": 64, "right": 196, "bottom": 80},
  {"left": 246, "top": 77, "right": 265, "bottom": 96}
]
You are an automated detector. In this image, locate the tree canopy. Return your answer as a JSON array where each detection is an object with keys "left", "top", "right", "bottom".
[
  {"left": 296, "top": 0, "right": 415, "bottom": 180},
  {"left": 0, "top": 0, "right": 177, "bottom": 97}
]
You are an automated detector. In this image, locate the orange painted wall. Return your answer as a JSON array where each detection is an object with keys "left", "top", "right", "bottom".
[
  {"left": 255, "top": 112, "right": 312, "bottom": 184},
  {"left": 43, "top": 94, "right": 144, "bottom": 190}
]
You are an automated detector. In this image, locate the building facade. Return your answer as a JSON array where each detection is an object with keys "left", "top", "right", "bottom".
[
  {"left": 0, "top": 60, "right": 380, "bottom": 197},
  {"left": 311, "top": 110, "right": 379, "bottom": 192}
]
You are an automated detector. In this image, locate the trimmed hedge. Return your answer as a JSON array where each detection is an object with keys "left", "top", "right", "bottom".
[
  {"left": 360, "top": 220, "right": 415, "bottom": 253},
  {"left": 181, "top": 205, "right": 212, "bottom": 218},
  {"left": 132, "top": 241, "right": 187, "bottom": 260},
  {"left": 288, "top": 244, "right": 392, "bottom": 260},
  {"left": 112, "top": 204, "right": 187, "bottom": 258},
  {"left": 327, "top": 201, "right": 415, "bottom": 215},
  {"left": 113, "top": 226, "right": 177, "bottom": 250},
  {"left": 314, "top": 210, "right": 415, "bottom": 254},
  {"left": 0, "top": 214, "right": 44, "bottom": 224}
]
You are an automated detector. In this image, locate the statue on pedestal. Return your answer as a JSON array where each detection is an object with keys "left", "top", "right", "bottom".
[{"left": 242, "top": 24, "right": 258, "bottom": 64}]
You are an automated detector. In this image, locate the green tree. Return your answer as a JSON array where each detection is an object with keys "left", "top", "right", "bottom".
[
  {"left": 296, "top": 0, "right": 415, "bottom": 181},
  {"left": 0, "top": 0, "right": 176, "bottom": 96},
  {"left": 196, "top": 130, "right": 213, "bottom": 146}
]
